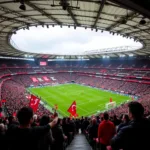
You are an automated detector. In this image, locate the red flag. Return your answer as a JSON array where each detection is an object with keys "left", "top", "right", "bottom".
[
  {"left": 13, "top": 112, "right": 16, "bottom": 117},
  {"left": 110, "top": 97, "right": 113, "bottom": 103},
  {"left": 1, "top": 99, "right": 6, "bottom": 103},
  {"left": 67, "top": 101, "right": 77, "bottom": 117},
  {"left": 29, "top": 95, "right": 40, "bottom": 112}
]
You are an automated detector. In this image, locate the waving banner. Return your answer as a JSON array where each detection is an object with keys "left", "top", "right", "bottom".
[
  {"left": 29, "top": 95, "right": 40, "bottom": 112},
  {"left": 67, "top": 101, "right": 78, "bottom": 117}
]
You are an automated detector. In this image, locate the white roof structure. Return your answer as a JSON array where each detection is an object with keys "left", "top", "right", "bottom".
[{"left": 0, "top": 0, "right": 150, "bottom": 59}]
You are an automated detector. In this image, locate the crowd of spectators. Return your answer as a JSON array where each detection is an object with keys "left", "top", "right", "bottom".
[
  {"left": 0, "top": 71, "right": 150, "bottom": 119},
  {"left": 1, "top": 80, "right": 51, "bottom": 117},
  {"left": 0, "top": 60, "right": 150, "bottom": 149},
  {"left": 0, "top": 102, "right": 150, "bottom": 150}
]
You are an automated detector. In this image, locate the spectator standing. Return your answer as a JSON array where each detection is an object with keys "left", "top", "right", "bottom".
[
  {"left": 87, "top": 118, "right": 98, "bottom": 149},
  {"left": 117, "top": 114, "right": 130, "bottom": 133},
  {"left": 82, "top": 117, "right": 89, "bottom": 133},
  {"left": 98, "top": 112, "right": 116, "bottom": 150},
  {"left": 6, "top": 107, "right": 58, "bottom": 150},
  {"left": 51, "top": 118, "right": 67, "bottom": 150},
  {"left": 112, "top": 115, "right": 121, "bottom": 126},
  {"left": 38, "top": 115, "right": 54, "bottom": 150},
  {"left": 111, "top": 101, "right": 150, "bottom": 150}
]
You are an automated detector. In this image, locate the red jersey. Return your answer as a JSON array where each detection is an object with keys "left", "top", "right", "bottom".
[{"left": 98, "top": 120, "right": 116, "bottom": 145}]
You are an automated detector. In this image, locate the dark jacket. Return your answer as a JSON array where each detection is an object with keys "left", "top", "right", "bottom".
[
  {"left": 117, "top": 122, "right": 129, "bottom": 133},
  {"left": 6, "top": 124, "right": 51, "bottom": 150},
  {"left": 0, "top": 132, "right": 7, "bottom": 150},
  {"left": 38, "top": 129, "right": 54, "bottom": 150},
  {"left": 51, "top": 125, "right": 64, "bottom": 150},
  {"left": 111, "top": 118, "right": 150, "bottom": 150},
  {"left": 88, "top": 123, "right": 98, "bottom": 140}
]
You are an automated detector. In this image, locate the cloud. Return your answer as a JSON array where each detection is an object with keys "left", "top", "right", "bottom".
[{"left": 11, "top": 26, "right": 142, "bottom": 55}]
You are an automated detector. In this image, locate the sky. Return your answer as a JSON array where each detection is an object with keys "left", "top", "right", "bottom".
[{"left": 11, "top": 26, "right": 142, "bottom": 55}]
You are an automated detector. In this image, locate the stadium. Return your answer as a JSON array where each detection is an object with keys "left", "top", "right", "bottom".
[{"left": 0, "top": 0, "right": 150, "bottom": 150}]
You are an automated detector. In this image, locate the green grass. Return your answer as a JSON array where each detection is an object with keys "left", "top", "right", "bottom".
[{"left": 28, "top": 84, "right": 131, "bottom": 117}]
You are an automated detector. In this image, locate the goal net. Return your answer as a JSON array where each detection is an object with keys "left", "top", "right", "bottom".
[{"left": 105, "top": 101, "right": 116, "bottom": 110}]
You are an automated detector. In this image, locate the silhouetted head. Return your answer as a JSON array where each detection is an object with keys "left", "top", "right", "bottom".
[
  {"left": 40, "top": 115, "right": 50, "bottom": 126},
  {"left": 128, "top": 102, "right": 144, "bottom": 120},
  {"left": 17, "top": 107, "right": 33, "bottom": 126},
  {"left": 103, "top": 112, "right": 109, "bottom": 120}
]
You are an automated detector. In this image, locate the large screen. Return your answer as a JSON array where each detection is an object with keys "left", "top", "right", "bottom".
[{"left": 40, "top": 61, "right": 47, "bottom": 66}]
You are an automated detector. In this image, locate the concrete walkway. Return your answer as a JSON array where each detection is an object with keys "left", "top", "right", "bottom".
[{"left": 66, "top": 134, "right": 92, "bottom": 150}]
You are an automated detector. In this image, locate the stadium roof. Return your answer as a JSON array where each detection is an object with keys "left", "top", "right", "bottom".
[{"left": 0, "top": 0, "right": 150, "bottom": 59}]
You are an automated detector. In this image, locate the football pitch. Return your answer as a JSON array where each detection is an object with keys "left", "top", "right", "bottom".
[{"left": 28, "top": 84, "right": 131, "bottom": 117}]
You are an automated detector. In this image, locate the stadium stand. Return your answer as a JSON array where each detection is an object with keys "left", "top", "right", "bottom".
[
  {"left": 0, "top": 0, "right": 150, "bottom": 149},
  {"left": 0, "top": 59, "right": 150, "bottom": 149},
  {"left": 0, "top": 59, "right": 150, "bottom": 117}
]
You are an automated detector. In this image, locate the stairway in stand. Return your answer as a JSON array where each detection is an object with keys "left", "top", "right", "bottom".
[{"left": 66, "top": 134, "right": 92, "bottom": 150}]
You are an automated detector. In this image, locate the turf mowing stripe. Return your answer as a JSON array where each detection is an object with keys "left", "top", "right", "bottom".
[{"left": 28, "top": 84, "right": 131, "bottom": 117}]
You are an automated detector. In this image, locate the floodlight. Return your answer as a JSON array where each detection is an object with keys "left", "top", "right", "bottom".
[
  {"left": 19, "top": 4, "right": 26, "bottom": 11},
  {"left": 19, "top": 0, "right": 26, "bottom": 11},
  {"left": 121, "top": 19, "right": 127, "bottom": 24},
  {"left": 139, "top": 19, "right": 146, "bottom": 25},
  {"left": 26, "top": 26, "right": 29, "bottom": 30}
]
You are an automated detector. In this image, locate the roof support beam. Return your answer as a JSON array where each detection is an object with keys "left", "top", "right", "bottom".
[
  {"left": 0, "top": 15, "right": 28, "bottom": 25},
  {"left": 67, "top": 8, "right": 79, "bottom": 26},
  {"left": 93, "top": 0, "right": 106, "bottom": 28},
  {"left": 0, "top": 15, "right": 29, "bottom": 34},
  {"left": 25, "top": 1, "right": 61, "bottom": 25},
  {"left": 127, "top": 27, "right": 150, "bottom": 35},
  {"left": 0, "top": 24, "right": 12, "bottom": 28},
  {"left": 119, "top": 23, "right": 150, "bottom": 34},
  {"left": 0, "top": 6, "right": 40, "bottom": 24},
  {"left": 106, "top": 12, "right": 137, "bottom": 31}
]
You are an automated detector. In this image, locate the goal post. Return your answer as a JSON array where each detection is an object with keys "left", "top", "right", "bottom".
[{"left": 105, "top": 101, "right": 116, "bottom": 110}]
